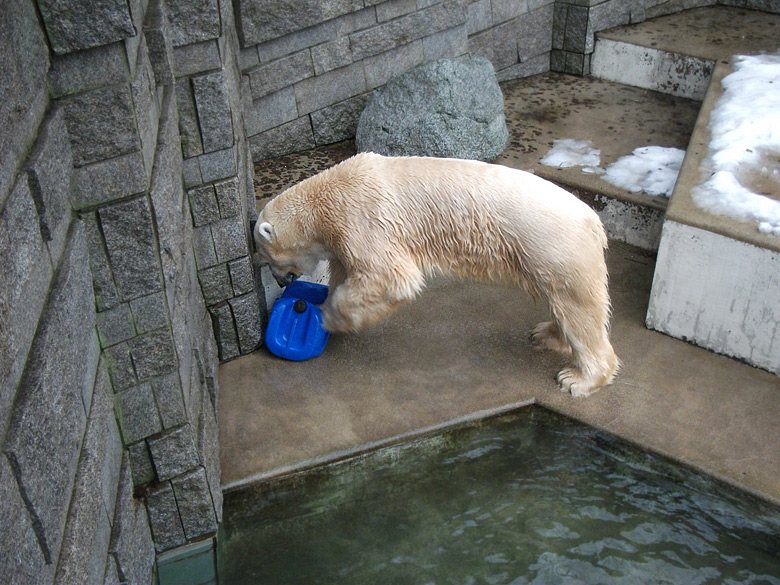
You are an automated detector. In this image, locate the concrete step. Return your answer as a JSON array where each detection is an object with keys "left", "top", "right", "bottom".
[
  {"left": 590, "top": 7, "right": 780, "bottom": 99},
  {"left": 591, "top": 38, "right": 712, "bottom": 100},
  {"left": 591, "top": 7, "right": 780, "bottom": 373}
]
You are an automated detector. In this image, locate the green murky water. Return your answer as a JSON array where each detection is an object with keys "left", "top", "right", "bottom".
[{"left": 218, "top": 408, "right": 780, "bottom": 584}]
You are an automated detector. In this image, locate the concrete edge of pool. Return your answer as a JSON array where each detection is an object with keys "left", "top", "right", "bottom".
[{"left": 218, "top": 242, "right": 780, "bottom": 510}]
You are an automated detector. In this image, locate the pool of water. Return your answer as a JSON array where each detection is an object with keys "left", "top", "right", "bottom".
[{"left": 218, "top": 407, "right": 780, "bottom": 584}]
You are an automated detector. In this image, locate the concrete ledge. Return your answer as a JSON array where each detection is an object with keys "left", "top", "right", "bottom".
[
  {"left": 647, "top": 220, "right": 780, "bottom": 375},
  {"left": 591, "top": 37, "right": 713, "bottom": 100},
  {"left": 665, "top": 60, "right": 780, "bottom": 255}
]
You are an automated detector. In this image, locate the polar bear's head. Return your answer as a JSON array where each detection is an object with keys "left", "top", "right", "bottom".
[{"left": 253, "top": 204, "right": 324, "bottom": 288}]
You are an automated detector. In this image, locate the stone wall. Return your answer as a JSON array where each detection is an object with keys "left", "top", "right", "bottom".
[
  {"left": 1, "top": 0, "right": 256, "bottom": 583},
  {"left": 5, "top": 1, "right": 780, "bottom": 584},
  {"left": 237, "top": 0, "right": 557, "bottom": 160},
  {"left": 234, "top": 0, "right": 777, "bottom": 162}
]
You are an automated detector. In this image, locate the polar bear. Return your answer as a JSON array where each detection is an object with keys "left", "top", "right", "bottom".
[{"left": 254, "top": 153, "right": 619, "bottom": 396}]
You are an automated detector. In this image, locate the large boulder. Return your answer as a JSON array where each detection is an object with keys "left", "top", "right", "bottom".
[{"left": 356, "top": 56, "right": 508, "bottom": 161}]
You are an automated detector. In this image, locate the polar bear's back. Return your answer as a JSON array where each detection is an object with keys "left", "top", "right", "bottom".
[{"left": 285, "top": 152, "right": 607, "bottom": 287}]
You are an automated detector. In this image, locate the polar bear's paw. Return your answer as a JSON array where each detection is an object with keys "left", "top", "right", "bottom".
[
  {"left": 531, "top": 321, "right": 572, "bottom": 354},
  {"left": 321, "top": 305, "right": 359, "bottom": 334},
  {"left": 556, "top": 367, "right": 601, "bottom": 397}
]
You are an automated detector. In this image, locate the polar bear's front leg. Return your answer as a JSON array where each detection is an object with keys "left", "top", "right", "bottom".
[
  {"left": 321, "top": 277, "right": 406, "bottom": 333},
  {"left": 321, "top": 262, "right": 424, "bottom": 333}
]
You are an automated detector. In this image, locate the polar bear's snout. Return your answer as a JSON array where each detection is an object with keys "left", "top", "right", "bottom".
[{"left": 274, "top": 271, "right": 299, "bottom": 288}]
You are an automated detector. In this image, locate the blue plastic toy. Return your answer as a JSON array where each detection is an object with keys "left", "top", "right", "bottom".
[{"left": 265, "top": 281, "right": 330, "bottom": 361}]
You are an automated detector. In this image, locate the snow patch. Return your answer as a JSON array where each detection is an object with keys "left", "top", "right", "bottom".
[
  {"left": 602, "top": 146, "right": 685, "bottom": 197},
  {"left": 540, "top": 139, "right": 601, "bottom": 169},
  {"left": 691, "top": 52, "right": 780, "bottom": 235}
]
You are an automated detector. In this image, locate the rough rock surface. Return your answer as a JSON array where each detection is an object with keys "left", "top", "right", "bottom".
[{"left": 356, "top": 56, "right": 508, "bottom": 161}]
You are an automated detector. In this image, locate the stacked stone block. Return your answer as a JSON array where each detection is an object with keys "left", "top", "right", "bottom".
[
  {"left": 1, "top": 3, "right": 156, "bottom": 582},
  {"left": 468, "top": 0, "right": 555, "bottom": 81},
  {"left": 550, "top": 0, "right": 721, "bottom": 75},
  {"left": 0, "top": 0, "right": 264, "bottom": 582},
  {"left": 235, "top": 0, "right": 562, "bottom": 162},
  {"left": 170, "top": 0, "right": 264, "bottom": 362},
  {"left": 51, "top": 0, "right": 231, "bottom": 557},
  {"left": 237, "top": 0, "right": 473, "bottom": 160}
]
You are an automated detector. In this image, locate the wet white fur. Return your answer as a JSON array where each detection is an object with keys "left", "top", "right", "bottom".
[{"left": 255, "top": 153, "right": 619, "bottom": 396}]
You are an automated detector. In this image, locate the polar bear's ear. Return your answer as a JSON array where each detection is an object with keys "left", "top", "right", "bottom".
[{"left": 257, "top": 222, "right": 274, "bottom": 242}]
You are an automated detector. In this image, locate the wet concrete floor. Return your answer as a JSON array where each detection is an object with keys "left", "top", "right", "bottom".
[{"left": 226, "top": 13, "right": 780, "bottom": 504}]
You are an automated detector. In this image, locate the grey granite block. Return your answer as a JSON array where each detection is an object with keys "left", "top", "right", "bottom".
[
  {"left": 0, "top": 0, "right": 49, "bottom": 210},
  {"left": 183, "top": 156, "right": 204, "bottom": 188},
  {"left": 129, "top": 292, "right": 169, "bottom": 335},
  {"left": 48, "top": 42, "right": 128, "bottom": 98},
  {"left": 496, "top": 51, "right": 550, "bottom": 81},
  {"left": 237, "top": 0, "right": 363, "bottom": 45},
  {"left": 562, "top": 4, "right": 589, "bottom": 53},
  {"left": 24, "top": 107, "right": 74, "bottom": 267},
  {"left": 55, "top": 384, "right": 117, "bottom": 585},
  {"left": 311, "top": 38, "right": 352, "bottom": 76},
  {"left": 176, "top": 78, "right": 205, "bottom": 158},
  {"left": 145, "top": 481, "right": 187, "bottom": 552},
  {"left": 116, "top": 383, "right": 162, "bottom": 443},
  {"left": 293, "top": 61, "right": 366, "bottom": 116},
  {"left": 143, "top": 0, "right": 175, "bottom": 86},
  {"left": 245, "top": 87, "right": 299, "bottom": 136},
  {"left": 110, "top": 457, "right": 156, "bottom": 580},
  {"left": 209, "top": 303, "right": 240, "bottom": 361},
  {"left": 0, "top": 178, "right": 53, "bottom": 437},
  {"left": 238, "top": 46, "right": 260, "bottom": 70},
  {"left": 422, "top": 23, "right": 468, "bottom": 61},
  {"left": 151, "top": 373, "right": 188, "bottom": 429},
  {"left": 97, "top": 303, "right": 136, "bottom": 348},
  {"left": 363, "top": 40, "right": 424, "bottom": 90},
  {"left": 38, "top": 0, "right": 135, "bottom": 55},
  {"left": 376, "top": 0, "right": 418, "bottom": 22},
  {"left": 493, "top": 0, "right": 529, "bottom": 23},
  {"left": 215, "top": 176, "right": 242, "bottom": 219},
  {"left": 229, "top": 293, "right": 263, "bottom": 354},
  {"left": 197, "top": 391, "right": 223, "bottom": 522},
  {"left": 73, "top": 151, "right": 148, "bottom": 209},
  {"left": 173, "top": 40, "right": 222, "bottom": 77},
  {"left": 4, "top": 227, "right": 97, "bottom": 569},
  {"left": 247, "top": 50, "right": 314, "bottom": 99},
  {"left": 490, "top": 19, "right": 521, "bottom": 70},
  {"left": 171, "top": 468, "right": 218, "bottom": 540},
  {"left": 468, "top": 0, "right": 492, "bottom": 34},
  {"left": 103, "top": 555, "right": 121, "bottom": 585},
  {"left": 193, "top": 71, "right": 235, "bottom": 153},
  {"left": 199, "top": 147, "right": 237, "bottom": 183},
  {"left": 212, "top": 215, "right": 247, "bottom": 263},
  {"left": 248, "top": 117, "right": 316, "bottom": 160},
  {"left": 81, "top": 212, "right": 120, "bottom": 312},
  {"left": 311, "top": 94, "right": 369, "bottom": 145},
  {"left": 0, "top": 458, "right": 50, "bottom": 582},
  {"left": 518, "top": 4, "right": 555, "bottom": 62},
  {"left": 188, "top": 184, "right": 220, "bottom": 226},
  {"left": 148, "top": 425, "right": 200, "bottom": 481},
  {"left": 62, "top": 85, "right": 141, "bottom": 168},
  {"left": 131, "top": 39, "right": 160, "bottom": 181},
  {"left": 99, "top": 196, "right": 162, "bottom": 302},
  {"left": 94, "top": 360, "right": 124, "bottom": 521},
  {"left": 166, "top": 0, "right": 221, "bottom": 47},
  {"left": 349, "top": 0, "right": 467, "bottom": 60},
  {"left": 103, "top": 342, "right": 138, "bottom": 392},
  {"left": 128, "top": 441, "right": 156, "bottom": 485},
  {"left": 192, "top": 225, "right": 219, "bottom": 269},
  {"left": 199, "top": 263, "right": 233, "bottom": 305},
  {"left": 129, "top": 328, "right": 178, "bottom": 381},
  {"left": 228, "top": 256, "right": 255, "bottom": 296}
]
